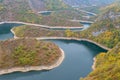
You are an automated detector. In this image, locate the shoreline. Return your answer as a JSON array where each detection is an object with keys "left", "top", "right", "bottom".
[
  {"left": 36, "top": 37, "right": 111, "bottom": 51},
  {"left": 11, "top": 25, "right": 111, "bottom": 51},
  {"left": 11, "top": 29, "right": 110, "bottom": 50},
  {"left": 0, "top": 48, "right": 65, "bottom": 75},
  {"left": 0, "top": 21, "right": 83, "bottom": 29}
]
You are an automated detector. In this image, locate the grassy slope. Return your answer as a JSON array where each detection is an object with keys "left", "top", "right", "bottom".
[{"left": 0, "top": 39, "right": 61, "bottom": 69}]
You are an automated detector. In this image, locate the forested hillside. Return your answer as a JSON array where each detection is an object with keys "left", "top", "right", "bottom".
[{"left": 81, "top": 2, "right": 120, "bottom": 80}]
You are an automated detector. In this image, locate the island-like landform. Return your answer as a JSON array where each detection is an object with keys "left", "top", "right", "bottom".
[
  {"left": 0, "top": 38, "right": 64, "bottom": 75},
  {"left": 11, "top": 1, "right": 120, "bottom": 80}
]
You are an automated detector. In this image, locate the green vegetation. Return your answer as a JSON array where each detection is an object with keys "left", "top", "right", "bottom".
[
  {"left": 0, "top": 39, "right": 61, "bottom": 69},
  {"left": 13, "top": 45, "right": 37, "bottom": 66},
  {"left": 81, "top": 43, "right": 120, "bottom": 80}
]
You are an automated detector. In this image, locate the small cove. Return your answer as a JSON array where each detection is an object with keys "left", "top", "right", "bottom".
[{"left": 0, "top": 23, "right": 22, "bottom": 40}]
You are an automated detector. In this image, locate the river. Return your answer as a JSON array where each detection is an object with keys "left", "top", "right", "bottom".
[
  {"left": 0, "top": 23, "right": 106, "bottom": 80},
  {"left": 0, "top": 22, "right": 91, "bottom": 40}
]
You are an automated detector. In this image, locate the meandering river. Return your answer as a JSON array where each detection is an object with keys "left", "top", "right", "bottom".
[
  {"left": 0, "top": 23, "right": 107, "bottom": 80},
  {"left": 0, "top": 22, "right": 91, "bottom": 40}
]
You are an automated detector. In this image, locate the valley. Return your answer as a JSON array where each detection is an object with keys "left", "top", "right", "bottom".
[{"left": 0, "top": 0, "right": 119, "bottom": 80}]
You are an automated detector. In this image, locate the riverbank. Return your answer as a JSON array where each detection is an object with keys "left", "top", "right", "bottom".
[
  {"left": 36, "top": 37, "right": 111, "bottom": 50},
  {"left": 36, "top": 37, "right": 110, "bottom": 71},
  {"left": 0, "top": 21, "right": 83, "bottom": 29},
  {"left": 0, "top": 47, "right": 64, "bottom": 75}
]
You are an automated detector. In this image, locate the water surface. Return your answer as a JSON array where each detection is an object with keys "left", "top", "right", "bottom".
[{"left": 0, "top": 23, "right": 22, "bottom": 40}]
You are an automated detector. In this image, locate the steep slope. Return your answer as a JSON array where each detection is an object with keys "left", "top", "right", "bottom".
[{"left": 82, "top": 43, "right": 120, "bottom": 80}]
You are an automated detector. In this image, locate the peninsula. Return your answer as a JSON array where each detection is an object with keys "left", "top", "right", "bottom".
[{"left": 0, "top": 38, "right": 64, "bottom": 75}]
